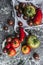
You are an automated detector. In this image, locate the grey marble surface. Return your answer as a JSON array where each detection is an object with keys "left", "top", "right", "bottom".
[{"left": 0, "top": 0, "right": 43, "bottom": 65}]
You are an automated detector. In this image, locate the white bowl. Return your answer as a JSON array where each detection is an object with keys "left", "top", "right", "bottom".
[{"left": 2, "top": 39, "right": 21, "bottom": 57}]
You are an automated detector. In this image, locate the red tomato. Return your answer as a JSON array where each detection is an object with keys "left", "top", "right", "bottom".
[
  {"left": 5, "top": 43, "right": 11, "bottom": 49},
  {"left": 7, "top": 47, "right": 16, "bottom": 57},
  {"left": 6, "top": 37, "right": 12, "bottom": 42},
  {"left": 33, "top": 8, "right": 42, "bottom": 25},
  {"left": 11, "top": 38, "right": 20, "bottom": 48}
]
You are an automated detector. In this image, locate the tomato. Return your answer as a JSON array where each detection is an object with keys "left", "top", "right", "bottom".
[
  {"left": 5, "top": 43, "right": 11, "bottom": 49},
  {"left": 11, "top": 38, "right": 20, "bottom": 48},
  {"left": 19, "top": 27, "right": 26, "bottom": 42},
  {"left": 6, "top": 37, "right": 12, "bottom": 42},
  {"left": 7, "top": 47, "right": 16, "bottom": 57},
  {"left": 22, "top": 45, "right": 31, "bottom": 54},
  {"left": 33, "top": 8, "right": 42, "bottom": 25},
  {"left": 27, "top": 35, "right": 40, "bottom": 48}
]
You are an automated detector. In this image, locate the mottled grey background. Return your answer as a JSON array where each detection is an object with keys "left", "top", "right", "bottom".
[{"left": 0, "top": 0, "right": 43, "bottom": 65}]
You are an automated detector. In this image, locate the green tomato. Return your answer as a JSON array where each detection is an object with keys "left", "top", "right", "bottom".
[
  {"left": 23, "top": 5, "right": 36, "bottom": 17},
  {"left": 27, "top": 35, "right": 40, "bottom": 48}
]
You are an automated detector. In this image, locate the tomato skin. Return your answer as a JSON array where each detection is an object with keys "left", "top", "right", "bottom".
[
  {"left": 33, "top": 8, "right": 42, "bottom": 25},
  {"left": 19, "top": 27, "right": 26, "bottom": 42},
  {"left": 7, "top": 47, "right": 16, "bottom": 57},
  {"left": 6, "top": 37, "right": 12, "bottom": 43},
  {"left": 5, "top": 43, "right": 11, "bottom": 49},
  {"left": 22, "top": 45, "right": 31, "bottom": 54},
  {"left": 11, "top": 38, "right": 20, "bottom": 48},
  {"left": 27, "top": 35, "right": 40, "bottom": 49}
]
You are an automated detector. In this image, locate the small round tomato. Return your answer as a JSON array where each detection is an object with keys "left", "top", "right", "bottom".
[
  {"left": 11, "top": 38, "right": 20, "bottom": 48},
  {"left": 22, "top": 45, "right": 31, "bottom": 54},
  {"left": 7, "top": 48, "right": 16, "bottom": 57},
  {"left": 6, "top": 37, "right": 12, "bottom": 42},
  {"left": 5, "top": 43, "right": 11, "bottom": 49}
]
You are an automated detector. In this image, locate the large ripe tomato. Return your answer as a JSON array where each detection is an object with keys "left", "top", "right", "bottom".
[
  {"left": 33, "top": 8, "right": 42, "bottom": 25},
  {"left": 27, "top": 35, "right": 40, "bottom": 48}
]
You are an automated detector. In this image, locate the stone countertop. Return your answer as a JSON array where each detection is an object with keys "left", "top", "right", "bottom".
[{"left": 0, "top": 0, "right": 43, "bottom": 65}]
